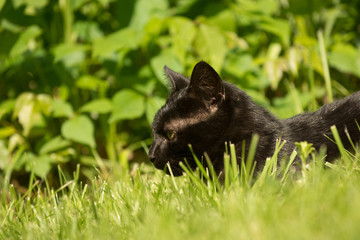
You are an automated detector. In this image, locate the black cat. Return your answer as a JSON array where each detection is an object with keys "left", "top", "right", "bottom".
[{"left": 148, "top": 61, "right": 360, "bottom": 176}]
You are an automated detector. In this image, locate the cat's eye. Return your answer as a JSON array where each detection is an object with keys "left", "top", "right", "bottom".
[{"left": 166, "top": 130, "right": 176, "bottom": 140}]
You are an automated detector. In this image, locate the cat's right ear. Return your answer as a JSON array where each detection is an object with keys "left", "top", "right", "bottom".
[{"left": 164, "top": 66, "right": 189, "bottom": 92}]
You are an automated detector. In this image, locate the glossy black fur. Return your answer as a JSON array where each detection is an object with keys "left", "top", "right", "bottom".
[{"left": 148, "top": 61, "right": 360, "bottom": 176}]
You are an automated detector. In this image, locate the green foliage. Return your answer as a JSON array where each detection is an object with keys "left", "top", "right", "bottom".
[
  {"left": 110, "top": 89, "right": 145, "bottom": 122},
  {"left": 0, "top": 0, "right": 360, "bottom": 183},
  {"left": 61, "top": 115, "right": 96, "bottom": 147}
]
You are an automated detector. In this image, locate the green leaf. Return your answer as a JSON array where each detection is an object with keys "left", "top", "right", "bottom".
[
  {"left": 130, "top": 0, "right": 169, "bottom": 31},
  {"left": 238, "top": 0, "right": 279, "bottom": 15},
  {"left": 93, "top": 28, "right": 141, "bottom": 57},
  {"left": 168, "top": 17, "right": 196, "bottom": 63},
  {"left": 79, "top": 98, "right": 112, "bottom": 114},
  {"left": 328, "top": 43, "right": 360, "bottom": 78},
  {"left": 10, "top": 25, "right": 42, "bottom": 58},
  {"left": 36, "top": 94, "right": 52, "bottom": 116},
  {"left": 76, "top": 75, "right": 108, "bottom": 91},
  {"left": 52, "top": 99, "right": 74, "bottom": 118},
  {"left": 259, "top": 17, "right": 290, "bottom": 47},
  {"left": 150, "top": 51, "right": 184, "bottom": 87},
  {"left": 74, "top": 21, "right": 104, "bottom": 42},
  {"left": 109, "top": 89, "right": 145, "bottom": 123},
  {"left": 53, "top": 43, "right": 89, "bottom": 66},
  {"left": 13, "top": 93, "right": 44, "bottom": 137},
  {"left": 287, "top": 0, "right": 327, "bottom": 15},
  {"left": 225, "top": 54, "right": 256, "bottom": 78},
  {"left": 29, "top": 0, "right": 48, "bottom": 8},
  {"left": 25, "top": 153, "right": 54, "bottom": 179},
  {"left": 146, "top": 96, "right": 166, "bottom": 125},
  {"left": 39, "top": 136, "right": 71, "bottom": 155},
  {"left": 194, "top": 24, "right": 227, "bottom": 72},
  {"left": 12, "top": 149, "right": 27, "bottom": 171},
  {"left": 0, "top": 0, "right": 6, "bottom": 13},
  {"left": 8, "top": 133, "right": 25, "bottom": 153},
  {"left": 13, "top": 93, "right": 33, "bottom": 118},
  {"left": 0, "top": 126, "right": 17, "bottom": 139},
  {"left": 272, "top": 90, "right": 312, "bottom": 118},
  {"left": 1, "top": 19, "right": 22, "bottom": 33},
  {"left": 134, "top": 79, "right": 156, "bottom": 96},
  {"left": 209, "top": 9, "right": 237, "bottom": 32},
  {"left": 143, "top": 17, "right": 165, "bottom": 37},
  {"left": 61, "top": 115, "right": 96, "bottom": 147},
  {"left": 0, "top": 99, "right": 15, "bottom": 119},
  {"left": 0, "top": 140, "right": 8, "bottom": 169},
  {"left": 263, "top": 43, "right": 284, "bottom": 89},
  {"left": 33, "top": 155, "right": 53, "bottom": 178},
  {"left": 13, "top": 0, "right": 48, "bottom": 8}
]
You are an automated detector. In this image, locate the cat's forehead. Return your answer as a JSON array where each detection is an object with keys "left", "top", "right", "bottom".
[
  {"left": 154, "top": 95, "right": 210, "bottom": 132},
  {"left": 163, "top": 112, "right": 210, "bottom": 131}
]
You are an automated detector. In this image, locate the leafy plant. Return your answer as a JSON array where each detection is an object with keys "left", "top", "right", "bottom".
[{"left": 0, "top": 0, "right": 359, "bottom": 186}]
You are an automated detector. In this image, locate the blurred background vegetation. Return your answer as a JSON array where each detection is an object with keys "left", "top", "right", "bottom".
[{"left": 0, "top": 0, "right": 359, "bottom": 188}]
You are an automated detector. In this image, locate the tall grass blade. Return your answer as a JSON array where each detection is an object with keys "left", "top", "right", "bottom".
[
  {"left": 229, "top": 143, "right": 239, "bottom": 186},
  {"left": 204, "top": 153, "right": 221, "bottom": 191},
  {"left": 256, "top": 139, "right": 286, "bottom": 187},
  {"left": 188, "top": 144, "right": 212, "bottom": 183},
  {"left": 246, "top": 134, "right": 259, "bottom": 178},
  {"left": 308, "top": 47, "right": 318, "bottom": 110},
  {"left": 281, "top": 149, "right": 297, "bottom": 183},
  {"left": 343, "top": 124, "right": 360, "bottom": 158},
  {"left": 330, "top": 125, "right": 352, "bottom": 168},
  {"left": 239, "top": 134, "right": 259, "bottom": 188},
  {"left": 179, "top": 162, "right": 208, "bottom": 196},
  {"left": 317, "top": 30, "right": 333, "bottom": 102},
  {"left": 166, "top": 163, "right": 179, "bottom": 191},
  {"left": 223, "top": 151, "right": 231, "bottom": 191}
]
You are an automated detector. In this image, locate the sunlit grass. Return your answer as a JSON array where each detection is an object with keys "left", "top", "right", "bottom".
[{"left": 1, "top": 135, "right": 360, "bottom": 239}]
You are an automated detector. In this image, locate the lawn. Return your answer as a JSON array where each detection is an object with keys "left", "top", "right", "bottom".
[{"left": 2, "top": 141, "right": 360, "bottom": 240}]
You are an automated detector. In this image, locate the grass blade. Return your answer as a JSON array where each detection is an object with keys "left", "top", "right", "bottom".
[
  {"left": 330, "top": 125, "right": 352, "bottom": 168},
  {"left": 317, "top": 30, "right": 333, "bottom": 102}
]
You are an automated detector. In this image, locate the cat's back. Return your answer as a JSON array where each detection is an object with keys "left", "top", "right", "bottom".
[
  {"left": 281, "top": 91, "right": 360, "bottom": 158},
  {"left": 319, "top": 91, "right": 360, "bottom": 118}
]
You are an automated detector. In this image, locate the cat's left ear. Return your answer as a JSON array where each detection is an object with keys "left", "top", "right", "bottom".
[
  {"left": 164, "top": 66, "right": 189, "bottom": 92},
  {"left": 189, "top": 61, "right": 225, "bottom": 108}
]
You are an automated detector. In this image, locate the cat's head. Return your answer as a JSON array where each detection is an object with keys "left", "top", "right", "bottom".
[{"left": 148, "top": 61, "right": 227, "bottom": 176}]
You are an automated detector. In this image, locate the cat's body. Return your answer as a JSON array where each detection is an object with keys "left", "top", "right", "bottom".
[{"left": 149, "top": 61, "right": 360, "bottom": 176}]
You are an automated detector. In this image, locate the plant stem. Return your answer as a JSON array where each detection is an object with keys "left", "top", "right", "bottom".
[
  {"left": 308, "top": 47, "right": 317, "bottom": 111},
  {"left": 59, "top": 0, "right": 73, "bottom": 44},
  {"left": 317, "top": 30, "right": 333, "bottom": 103},
  {"left": 106, "top": 122, "right": 117, "bottom": 162}
]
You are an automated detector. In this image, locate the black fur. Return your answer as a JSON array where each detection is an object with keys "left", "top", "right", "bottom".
[{"left": 148, "top": 61, "right": 360, "bottom": 176}]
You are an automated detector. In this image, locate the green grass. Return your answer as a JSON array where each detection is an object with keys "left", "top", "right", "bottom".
[{"left": 1, "top": 138, "right": 360, "bottom": 240}]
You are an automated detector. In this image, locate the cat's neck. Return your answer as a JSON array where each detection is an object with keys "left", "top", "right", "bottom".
[{"left": 224, "top": 82, "right": 283, "bottom": 139}]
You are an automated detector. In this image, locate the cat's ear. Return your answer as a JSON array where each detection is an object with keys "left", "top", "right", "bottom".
[
  {"left": 164, "top": 66, "right": 189, "bottom": 91},
  {"left": 189, "top": 61, "right": 225, "bottom": 108}
]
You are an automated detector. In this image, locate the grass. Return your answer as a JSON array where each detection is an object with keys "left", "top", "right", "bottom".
[{"left": 1, "top": 135, "right": 360, "bottom": 240}]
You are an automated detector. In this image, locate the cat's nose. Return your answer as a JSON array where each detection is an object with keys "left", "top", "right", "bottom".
[
  {"left": 148, "top": 150, "right": 156, "bottom": 163},
  {"left": 148, "top": 143, "right": 157, "bottom": 163}
]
